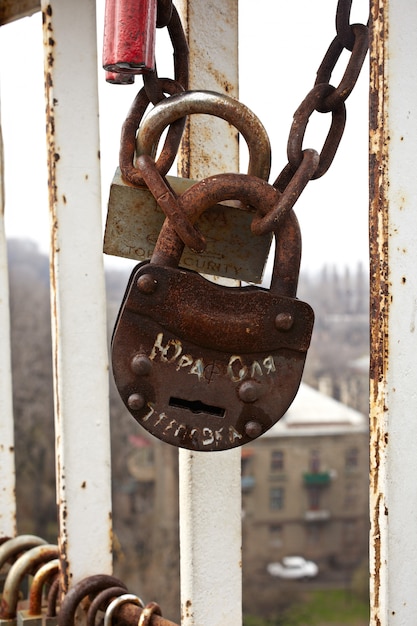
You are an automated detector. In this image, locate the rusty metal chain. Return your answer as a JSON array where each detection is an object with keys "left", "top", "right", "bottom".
[
  {"left": 113, "top": 0, "right": 368, "bottom": 246},
  {"left": 253, "top": 0, "right": 369, "bottom": 235}
]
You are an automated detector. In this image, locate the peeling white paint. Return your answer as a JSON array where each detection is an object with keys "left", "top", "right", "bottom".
[{"left": 41, "top": 0, "right": 112, "bottom": 587}]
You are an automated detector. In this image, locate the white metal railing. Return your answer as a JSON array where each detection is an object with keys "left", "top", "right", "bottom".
[
  {"left": 1, "top": 0, "right": 417, "bottom": 624},
  {"left": 369, "top": 1, "right": 417, "bottom": 624},
  {"left": 39, "top": 0, "right": 113, "bottom": 588},
  {"left": 0, "top": 107, "right": 16, "bottom": 539},
  {"left": 175, "top": 1, "right": 242, "bottom": 624}
]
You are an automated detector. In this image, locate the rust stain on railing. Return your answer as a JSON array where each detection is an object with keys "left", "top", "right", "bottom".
[
  {"left": 369, "top": 0, "right": 390, "bottom": 622},
  {"left": 42, "top": 0, "right": 71, "bottom": 592},
  {"left": 0, "top": 0, "right": 40, "bottom": 26}
]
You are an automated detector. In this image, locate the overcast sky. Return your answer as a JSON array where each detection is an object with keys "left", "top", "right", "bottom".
[{"left": 0, "top": 2, "right": 369, "bottom": 275}]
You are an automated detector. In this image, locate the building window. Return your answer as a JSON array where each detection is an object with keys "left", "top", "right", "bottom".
[
  {"left": 269, "top": 524, "right": 283, "bottom": 547},
  {"left": 307, "top": 523, "right": 321, "bottom": 545},
  {"left": 307, "top": 486, "right": 321, "bottom": 511},
  {"left": 343, "top": 520, "right": 357, "bottom": 544},
  {"left": 344, "top": 482, "right": 358, "bottom": 509},
  {"left": 271, "top": 450, "right": 284, "bottom": 472},
  {"left": 310, "top": 449, "right": 320, "bottom": 473},
  {"left": 270, "top": 487, "right": 285, "bottom": 511},
  {"left": 346, "top": 447, "right": 359, "bottom": 470}
]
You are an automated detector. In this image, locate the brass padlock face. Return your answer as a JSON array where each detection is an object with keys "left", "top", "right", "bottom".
[
  {"left": 103, "top": 168, "right": 272, "bottom": 283},
  {"left": 111, "top": 263, "right": 314, "bottom": 451}
]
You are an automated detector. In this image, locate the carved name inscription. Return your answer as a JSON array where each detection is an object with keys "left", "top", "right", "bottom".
[
  {"left": 149, "top": 332, "right": 276, "bottom": 383},
  {"left": 140, "top": 404, "right": 243, "bottom": 448},
  {"left": 132, "top": 333, "right": 279, "bottom": 449}
]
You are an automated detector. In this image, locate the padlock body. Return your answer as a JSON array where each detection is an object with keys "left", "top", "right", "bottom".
[
  {"left": 103, "top": 168, "right": 272, "bottom": 283},
  {"left": 111, "top": 263, "right": 314, "bottom": 451}
]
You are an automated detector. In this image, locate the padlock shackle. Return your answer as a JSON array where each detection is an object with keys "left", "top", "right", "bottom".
[
  {"left": 120, "top": 78, "right": 185, "bottom": 186},
  {"left": 136, "top": 90, "right": 271, "bottom": 181},
  {"left": 148, "top": 171, "right": 301, "bottom": 297}
]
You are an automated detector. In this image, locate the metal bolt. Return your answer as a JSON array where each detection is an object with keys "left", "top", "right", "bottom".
[
  {"left": 127, "top": 393, "right": 146, "bottom": 411},
  {"left": 275, "top": 312, "right": 294, "bottom": 331},
  {"left": 244, "top": 421, "right": 263, "bottom": 439},
  {"left": 238, "top": 381, "right": 259, "bottom": 403},
  {"left": 137, "top": 274, "right": 157, "bottom": 294},
  {"left": 131, "top": 354, "right": 152, "bottom": 376}
]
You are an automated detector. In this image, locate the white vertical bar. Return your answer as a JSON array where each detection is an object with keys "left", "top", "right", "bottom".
[
  {"left": 369, "top": 1, "right": 417, "bottom": 623},
  {"left": 40, "top": 0, "right": 112, "bottom": 588},
  {"left": 0, "top": 114, "right": 16, "bottom": 538},
  {"left": 176, "top": 2, "right": 242, "bottom": 625}
]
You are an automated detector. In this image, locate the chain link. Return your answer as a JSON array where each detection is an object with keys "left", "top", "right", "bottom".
[
  {"left": 253, "top": 0, "right": 369, "bottom": 236},
  {"left": 114, "top": 0, "right": 368, "bottom": 242}
]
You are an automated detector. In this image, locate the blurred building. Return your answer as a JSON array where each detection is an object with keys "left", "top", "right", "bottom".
[
  {"left": 118, "top": 383, "right": 368, "bottom": 615},
  {"left": 241, "top": 383, "right": 369, "bottom": 575}
]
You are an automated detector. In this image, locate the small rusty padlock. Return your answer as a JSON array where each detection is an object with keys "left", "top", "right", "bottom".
[
  {"left": 104, "top": 90, "right": 273, "bottom": 283},
  {"left": 111, "top": 173, "right": 314, "bottom": 451}
]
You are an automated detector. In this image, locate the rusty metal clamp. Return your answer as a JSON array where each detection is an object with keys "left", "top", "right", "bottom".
[
  {"left": 0, "top": 536, "right": 48, "bottom": 573},
  {"left": 86, "top": 587, "right": 128, "bottom": 626},
  {"left": 28, "top": 559, "right": 60, "bottom": 616},
  {"left": 103, "top": 594, "right": 145, "bottom": 626},
  {"left": 45, "top": 575, "right": 61, "bottom": 621},
  {"left": 0, "top": 545, "right": 58, "bottom": 620},
  {"left": 138, "top": 603, "right": 162, "bottom": 626},
  {"left": 57, "top": 575, "right": 127, "bottom": 626}
]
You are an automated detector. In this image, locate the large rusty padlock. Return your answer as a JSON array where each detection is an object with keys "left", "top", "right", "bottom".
[
  {"left": 104, "top": 90, "right": 273, "bottom": 283},
  {"left": 111, "top": 173, "right": 314, "bottom": 451}
]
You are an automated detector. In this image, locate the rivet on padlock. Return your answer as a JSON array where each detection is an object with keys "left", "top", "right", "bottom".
[
  {"left": 104, "top": 90, "right": 273, "bottom": 283},
  {"left": 111, "top": 173, "right": 314, "bottom": 452}
]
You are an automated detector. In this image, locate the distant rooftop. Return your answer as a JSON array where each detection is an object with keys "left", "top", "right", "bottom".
[{"left": 262, "top": 383, "right": 368, "bottom": 439}]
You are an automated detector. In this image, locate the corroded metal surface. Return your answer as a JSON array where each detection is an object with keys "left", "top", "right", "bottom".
[
  {"left": 105, "top": 88, "right": 273, "bottom": 282},
  {"left": 369, "top": 0, "right": 417, "bottom": 623},
  {"left": 111, "top": 260, "right": 313, "bottom": 451},
  {"left": 103, "top": 168, "right": 272, "bottom": 283},
  {"left": 41, "top": 0, "right": 113, "bottom": 591},
  {"left": 112, "top": 177, "right": 313, "bottom": 451},
  {"left": 0, "top": 545, "right": 58, "bottom": 619},
  {"left": 28, "top": 559, "right": 60, "bottom": 616},
  {"left": 86, "top": 587, "right": 128, "bottom": 626},
  {"left": 57, "top": 575, "right": 127, "bottom": 626},
  {"left": 0, "top": 0, "right": 39, "bottom": 25}
]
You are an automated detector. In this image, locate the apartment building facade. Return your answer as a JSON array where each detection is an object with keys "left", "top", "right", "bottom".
[{"left": 241, "top": 383, "right": 369, "bottom": 575}]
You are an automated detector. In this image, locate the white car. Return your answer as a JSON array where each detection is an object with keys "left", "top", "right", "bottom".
[{"left": 267, "top": 556, "right": 319, "bottom": 580}]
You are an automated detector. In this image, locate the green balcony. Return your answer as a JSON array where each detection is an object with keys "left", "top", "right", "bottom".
[{"left": 303, "top": 471, "right": 331, "bottom": 486}]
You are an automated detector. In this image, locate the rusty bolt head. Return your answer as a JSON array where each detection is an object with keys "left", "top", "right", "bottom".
[
  {"left": 137, "top": 274, "right": 157, "bottom": 294},
  {"left": 244, "top": 420, "right": 263, "bottom": 439},
  {"left": 127, "top": 393, "right": 146, "bottom": 411},
  {"left": 275, "top": 312, "right": 294, "bottom": 331},
  {"left": 131, "top": 354, "right": 152, "bottom": 376},
  {"left": 238, "top": 381, "right": 259, "bottom": 403}
]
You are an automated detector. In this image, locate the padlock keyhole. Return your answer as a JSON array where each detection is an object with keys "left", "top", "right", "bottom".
[{"left": 169, "top": 397, "right": 225, "bottom": 418}]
